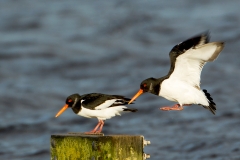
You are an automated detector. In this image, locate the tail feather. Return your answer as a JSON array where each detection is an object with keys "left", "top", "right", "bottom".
[
  {"left": 110, "top": 96, "right": 135, "bottom": 107},
  {"left": 123, "top": 108, "right": 138, "bottom": 112},
  {"left": 110, "top": 96, "right": 137, "bottom": 112},
  {"left": 203, "top": 89, "right": 216, "bottom": 115}
]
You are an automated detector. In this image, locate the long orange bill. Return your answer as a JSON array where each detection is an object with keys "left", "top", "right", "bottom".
[
  {"left": 128, "top": 89, "right": 143, "bottom": 104},
  {"left": 55, "top": 104, "right": 69, "bottom": 117}
]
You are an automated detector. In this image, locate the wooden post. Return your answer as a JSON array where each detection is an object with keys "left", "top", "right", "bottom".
[{"left": 51, "top": 133, "right": 150, "bottom": 160}]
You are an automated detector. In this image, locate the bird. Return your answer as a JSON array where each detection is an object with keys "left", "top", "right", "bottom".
[
  {"left": 128, "top": 32, "right": 224, "bottom": 114},
  {"left": 55, "top": 93, "right": 137, "bottom": 133}
]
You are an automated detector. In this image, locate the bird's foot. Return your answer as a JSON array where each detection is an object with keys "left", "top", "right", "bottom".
[
  {"left": 84, "top": 130, "right": 104, "bottom": 134},
  {"left": 84, "top": 129, "right": 103, "bottom": 134},
  {"left": 84, "top": 120, "right": 104, "bottom": 134},
  {"left": 84, "top": 130, "right": 97, "bottom": 134},
  {"left": 95, "top": 120, "right": 104, "bottom": 134},
  {"left": 95, "top": 130, "right": 102, "bottom": 134},
  {"left": 160, "top": 104, "right": 183, "bottom": 111}
]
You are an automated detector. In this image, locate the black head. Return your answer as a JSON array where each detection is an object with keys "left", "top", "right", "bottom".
[
  {"left": 65, "top": 93, "right": 81, "bottom": 108},
  {"left": 140, "top": 77, "right": 159, "bottom": 94},
  {"left": 55, "top": 93, "right": 82, "bottom": 117},
  {"left": 128, "top": 77, "right": 159, "bottom": 104}
]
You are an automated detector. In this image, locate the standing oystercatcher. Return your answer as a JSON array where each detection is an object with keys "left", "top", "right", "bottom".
[
  {"left": 55, "top": 93, "right": 137, "bottom": 133},
  {"left": 128, "top": 32, "right": 224, "bottom": 114}
]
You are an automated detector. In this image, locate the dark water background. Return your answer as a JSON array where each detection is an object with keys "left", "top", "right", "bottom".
[{"left": 1, "top": 0, "right": 240, "bottom": 160}]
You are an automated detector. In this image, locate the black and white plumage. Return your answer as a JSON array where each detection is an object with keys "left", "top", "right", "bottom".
[
  {"left": 128, "top": 32, "right": 224, "bottom": 114},
  {"left": 55, "top": 93, "right": 137, "bottom": 133}
]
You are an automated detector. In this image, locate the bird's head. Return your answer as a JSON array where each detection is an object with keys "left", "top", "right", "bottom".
[
  {"left": 55, "top": 94, "right": 81, "bottom": 117},
  {"left": 128, "top": 78, "right": 158, "bottom": 104},
  {"left": 140, "top": 78, "right": 156, "bottom": 92}
]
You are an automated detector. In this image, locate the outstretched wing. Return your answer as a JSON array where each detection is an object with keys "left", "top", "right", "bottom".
[{"left": 168, "top": 33, "right": 224, "bottom": 88}]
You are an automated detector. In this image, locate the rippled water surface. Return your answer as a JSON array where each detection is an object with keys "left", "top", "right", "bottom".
[{"left": 1, "top": 0, "right": 240, "bottom": 160}]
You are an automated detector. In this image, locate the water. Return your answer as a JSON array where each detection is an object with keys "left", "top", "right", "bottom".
[{"left": 0, "top": 0, "right": 240, "bottom": 159}]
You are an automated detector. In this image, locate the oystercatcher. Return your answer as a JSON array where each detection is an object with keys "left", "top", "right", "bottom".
[
  {"left": 55, "top": 93, "right": 137, "bottom": 133},
  {"left": 128, "top": 32, "right": 224, "bottom": 114}
]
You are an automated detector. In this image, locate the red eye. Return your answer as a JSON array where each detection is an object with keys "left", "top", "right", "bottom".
[
  {"left": 143, "top": 84, "right": 147, "bottom": 87},
  {"left": 68, "top": 99, "right": 73, "bottom": 102}
]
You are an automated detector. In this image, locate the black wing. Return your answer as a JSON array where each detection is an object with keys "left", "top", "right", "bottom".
[{"left": 81, "top": 93, "right": 131, "bottom": 110}]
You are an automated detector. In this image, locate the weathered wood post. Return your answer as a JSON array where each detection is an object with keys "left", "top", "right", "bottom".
[{"left": 51, "top": 133, "right": 150, "bottom": 160}]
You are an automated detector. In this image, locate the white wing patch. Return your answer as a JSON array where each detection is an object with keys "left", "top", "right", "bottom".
[
  {"left": 169, "top": 42, "right": 223, "bottom": 88},
  {"left": 94, "top": 99, "right": 117, "bottom": 110}
]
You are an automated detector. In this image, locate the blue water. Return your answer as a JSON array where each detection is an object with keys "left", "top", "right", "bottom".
[{"left": 0, "top": 0, "right": 240, "bottom": 159}]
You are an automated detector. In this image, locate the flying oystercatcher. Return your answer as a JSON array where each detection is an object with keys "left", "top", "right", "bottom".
[
  {"left": 128, "top": 32, "right": 224, "bottom": 114},
  {"left": 55, "top": 93, "right": 137, "bottom": 133}
]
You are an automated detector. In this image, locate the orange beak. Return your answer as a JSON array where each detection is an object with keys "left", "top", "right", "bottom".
[
  {"left": 55, "top": 104, "right": 69, "bottom": 117},
  {"left": 128, "top": 89, "right": 143, "bottom": 104}
]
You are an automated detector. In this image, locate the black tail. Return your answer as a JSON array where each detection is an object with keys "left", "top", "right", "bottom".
[
  {"left": 111, "top": 96, "right": 135, "bottom": 106},
  {"left": 123, "top": 108, "right": 138, "bottom": 112},
  {"left": 203, "top": 89, "right": 216, "bottom": 115}
]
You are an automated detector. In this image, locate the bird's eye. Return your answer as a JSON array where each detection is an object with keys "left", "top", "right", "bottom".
[
  {"left": 143, "top": 84, "right": 147, "bottom": 87},
  {"left": 68, "top": 99, "right": 73, "bottom": 103}
]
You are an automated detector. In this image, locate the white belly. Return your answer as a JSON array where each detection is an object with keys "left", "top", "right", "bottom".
[
  {"left": 159, "top": 79, "right": 209, "bottom": 106},
  {"left": 77, "top": 106, "right": 127, "bottom": 120}
]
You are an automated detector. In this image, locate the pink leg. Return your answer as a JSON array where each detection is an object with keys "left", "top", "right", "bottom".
[
  {"left": 160, "top": 104, "right": 184, "bottom": 111},
  {"left": 84, "top": 120, "right": 101, "bottom": 134},
  {"left": 95, "top": 120, "right": 104, "bottom": 133}
]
